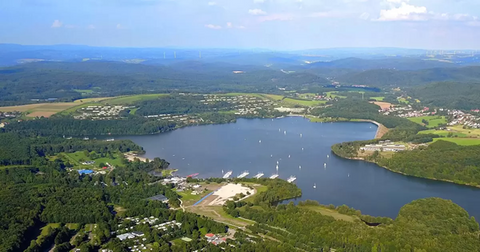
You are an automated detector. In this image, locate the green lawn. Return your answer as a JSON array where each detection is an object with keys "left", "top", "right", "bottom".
[
  {"left": 325, "top": 91, "right": 346, "bottom": 99},
  {"left": 74, "top": 89, "right": 94, "bottom": 94},
  {"left": 262, "top": 94, "right": 284, "bottom": 101},
  {"left": 223, "top": 93, "right": 265, "bottom": 99},
  {"left": 397, "top": 97, "right": 410, "bottom": 104},
  {"left": 369, "top": 96, "right": 385, "bottom": 101},
  {"left": 282, "top": 98, "right": 326, "bottom": 107},
  {"left": 65, "top": 223, "right": 80, "bottom": 230},
  {"left": 418, "top": 129, "right": 467, "bottom": 138},
  {"left": 58, "top": 102, "right": 98, "bottom": 115},
  {"left": 408, "top": 116, "right": 447, "bottom": 128},
  {"left": 432, "top": 138, "right": 480, "bottom": 146},
  {"left": 61, "top": 151, "right": 123, "bottom": 168},
  {"left": 298, "top": 206, "right": 359, "bottom": 222}
]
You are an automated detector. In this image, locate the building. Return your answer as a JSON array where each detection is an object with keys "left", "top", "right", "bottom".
[
  {"left": 360, "top": 142, "right": 406, "bottom": 152},
  {"left": 148, "top": 194, "right": 169, "bottom": 203}
]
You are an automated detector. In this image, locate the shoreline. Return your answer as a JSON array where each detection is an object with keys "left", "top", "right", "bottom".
[{"left": 334, "top": 153, "right": 480, "bottom": 189}]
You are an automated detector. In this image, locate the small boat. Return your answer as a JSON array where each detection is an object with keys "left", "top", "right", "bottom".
[
  {"left": 187, "top": 173, "right": 199, "bottom": 178},
  {"left": 313, "top": 183, "right": 316, "bottom": 189},
  {"left": 288, "top": 155, "right": 291, "bottom": 158},
  {"left": 254, "top": 172, "right": 264, "bottom": 179},
  {"left": 279, "top": 128, "right": 281, "bottom": 132},
  {"left": 284, "top": 131, "right": 287, "bottom": 135},
  {"left": 223, "top": 171, "right": 233, "bottom": 179},
  {"left": 269, "top": 174, "right": 279, "bottom": 179},
  {"left": 287, "top": 176, "right": 297, "bottom": 183},
  {"left": 276, "top": 160, "right": 279, "bottom": 164},
  {"left": 302, "top": 147, "right": 304, "bottom": 151},
  {"left": 271, "top": 154, "right": 273, "bottom": 157},
  {"left": 327, "top": 154, "right": 330, "bottom": 158},
  {"left": 348, "top": 173, "right": 350, "bottom": 177},
  {"left": 259, "top": 140, "right": 262, "bottom": 143},
  {"left": 237, "top": 171, "right": 249, "bottom": 178},
  {"left": 300, "top": 133, "right": 303, "bottom": 137},
  {"left": 324, "top": 163, "right": 327, "bottom": 169},
  {"left": 299, "top": 165, "right": 302, "bottom": 169}
]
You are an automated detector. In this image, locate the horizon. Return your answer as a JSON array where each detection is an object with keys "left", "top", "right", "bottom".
[
  {"left": 1, "top": 0, "right": 480, "bottom": 50},
  {"left": 2, "top": 43, "right": 477, "bottom": 52}
]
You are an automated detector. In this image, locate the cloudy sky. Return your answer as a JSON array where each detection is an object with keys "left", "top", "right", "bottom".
[{"left": 1, "top": 0, "right": 479, "bottom": 49}]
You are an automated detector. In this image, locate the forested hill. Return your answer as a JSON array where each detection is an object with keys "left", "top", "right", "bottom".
[
  {"left": 305, "top": 57, "right": 458, "bottom": 71},
  {"left": 0, "top": 61, "right": 328, "bottom": 105},
  {"left": 335, "top": 66, "right": 480, "bottom": 87},
  {"left": 409, "top": 81, "right": 480, "bottom": 110}
]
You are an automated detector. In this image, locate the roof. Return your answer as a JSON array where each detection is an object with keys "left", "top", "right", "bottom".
[
  {"left": 148, "top": 194, "right": 168, "bottom": 201},
  {"left": 78, "top": 169, "right": 94, "bottom": 175},
  {"left": 205, "top": 233, "right": 215, "bottom": 237}
]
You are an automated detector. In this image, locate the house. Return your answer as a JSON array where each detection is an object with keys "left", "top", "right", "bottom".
[
  {"left": 148, "top": 194, "right": 169, "bottom": 203},
  {"left": 205, "top": 233, "right": 215, "bottom": 239}
]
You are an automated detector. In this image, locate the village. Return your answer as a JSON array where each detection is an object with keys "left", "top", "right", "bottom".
[{"left": 73, "top": 105, "right": 131, "bottom": 120}]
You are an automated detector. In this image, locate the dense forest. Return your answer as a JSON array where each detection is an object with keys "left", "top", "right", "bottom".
[
  {"left": 376, "top": 140, "right": 480, "bottom": 186},
  {"left": 224, "top": 184, "right": 480, "bottom": 251},
  {"left": 409, "top": 81, "right": 480, "bottom": 110},
  {"left": 2, "top": 117, "right": 177, "bottom": 136},
  {"left": 0, "top": 61, "right": 328, "bottom": 105}
]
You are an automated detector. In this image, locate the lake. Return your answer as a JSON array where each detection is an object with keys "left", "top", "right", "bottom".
[{"left": 119, "top": 117, "right": 480, "bottom": 219}]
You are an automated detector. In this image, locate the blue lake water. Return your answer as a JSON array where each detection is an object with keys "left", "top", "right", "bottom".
[{"left": 120, "top": 117, "right": 480, "bottom": 219}]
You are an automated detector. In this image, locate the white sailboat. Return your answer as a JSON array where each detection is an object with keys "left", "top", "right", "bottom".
[
  {"left": 299, "top": 165, "right": 302, "bottom": 169},
  {"left": 313, "top": 183, "right": 316, "bottom": 189},
  {"left": 259, "top": 140, "right": 262, "bottom": 143},
  {"left": 284, "top": 130, "right": 287, "bottom": 135},
  {"left": 300, "top": 133, "right": 303, "bottom": 138},
  {"left": 288, "top": 155, "right": 291, "bottom": 158},
  {"left": 223, "top": 171, "right": 233, "bottom": 179},
  {"left": 324, "top": 163, "right": 327, "bottom": 169},
  {"left": 302, "top": 147, "right": 304, "bottom": 151},
  {"left": 327, "top": 154, "right": 330, "bottom": 158}
]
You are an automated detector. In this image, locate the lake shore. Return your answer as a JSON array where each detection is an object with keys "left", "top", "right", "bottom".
[{"left": 333, "top": 153, "right": 480, "bottom": 189}]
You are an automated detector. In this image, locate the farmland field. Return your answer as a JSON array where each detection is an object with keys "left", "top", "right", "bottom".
[
  {"left": 418, "top": 129, "right": 467, "bottom": 138},
  {"left": 102, "top": 94, "right": 168, "bottom": 105},
  {"left": 432, "top": 138, "right": 480, "bottom": 146},
  {"left": 408, "top": 116, "right": 447, "bottom": 128},
  {"left": 282, "top": 98, "right": 326, "bottom": 106}
]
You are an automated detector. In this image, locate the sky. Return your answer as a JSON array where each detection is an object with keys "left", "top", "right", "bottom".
[{"left": 1, "top": 0, "right": 480, "bottom": 50}]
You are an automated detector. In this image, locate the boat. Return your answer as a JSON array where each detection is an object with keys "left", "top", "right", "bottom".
[
  {"left": 187, "top": 173, "right": 199, "bottom": 178},
  {"left": 348, "top": 173, "right": 350, "bottom": 177},
  {"left": 284, "top": 130, "right": 287, "bottom": 135},
  {"left": 254, "top": 172, "right": 264, "bottom": 179},
  {"left": 223, "top": 171, "right": 233, "bottom": 179},
  {"left": 324, "top": 163, "right": 327, "bottom": 168},
  {"left": 237, "top": 171, "right": 249, "bottom": 178},
  {"left": 327, "top": 154, "right": 329, "bottom": 158},
  {"left": 259, "top": 140, "right": 262, "bottom": 143},
  {"left": 276, "top": 160, "right": 279, "bottom": 164},
  {"left": 299, "top": 165, "right": 302, "bottom": 169},
  {"left": 313, "top": 183, "right": 316, "bottom": 189},
  {"left": 269, "top": 174, "right": 279, "bottom": 179},
  {"left": 287, "top": 176, "right": 297, "bottom": 183},
  {"left": 276, "top": 164, "right": 279, "bottom": 170},
  {"left": 302, "top": 147, "right": 304, "bottom": 151},
  {"left": 300, "top": 133, "right": 302, "bottom": 137}
]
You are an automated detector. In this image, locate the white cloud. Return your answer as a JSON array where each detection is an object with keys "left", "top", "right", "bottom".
[
  {"left": 249, "top": 9, "right": 267, "bottom": 15},
  {"left": 226, "top": 22, "right": 233, "bottom": 28},
  {"left": 253, "top": 0, "right": 265, "bottom": 3},
  {"left": 378, "top": 2, "right": 427, "bottom": 21},
  {"left": 208, "top": 1, "right": 216, "bottom": 5},
  {"left": 237, "top": 25, "right": 246, "bottom": 29},
  {"left": 87, "top": 25, "right": 96, "bottom": 29},
  {"left": 359, "top": 12, "right": 370, "bottom": 20},
  {"left": 51, "top": 20, "right": 63, "bottom": 28},
  {"left": 205, "top": 24, "right": 222, "bottom": 29}
]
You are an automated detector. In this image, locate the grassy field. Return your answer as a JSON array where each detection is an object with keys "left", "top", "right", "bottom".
[
  {"left": 369, "top": 96, "right": 385, "bottom": 101},
  {"left": 397, "top": 97, "right": 410, "bottom": 104},
  {"left": 61, "top": 151, "right": 123, "bottom": 168},
  {"left": 408, "top": 116, "right": 447, "bottom": 128},
  {"left": 102, "top": 94, "right": 168, "bottom": 105},
  {"left": 262, "top": 94, "right": 284, "bottom": 101},
  {"left": 242, "top": 182, "right": 268, "bottom": 203},
  {"left": 188, "top": 205, "right": 255, "bottom": 228},
  {"left": 65, "top": 223, "right": 80, "bottom": 230},
  {"left": 298, "top": 206, "right": 359, "bottom": 222},
  {"left": 449, "top": 125, "right": 480, "bottom": 137},
  {"left": 432, "top": 138, "right": 480, "bottom": 146},
  {"left": 418, "top": 129, "right": 468, "bottom": 138},
  {"left": 223, "top": 93, "right": 265, "bottom": 99},
  {"left": 325, "top": 91, "right": 346, "bottom": 99},
  {"left": 282, "top": 98, "right": 326, "bottom": 107}
]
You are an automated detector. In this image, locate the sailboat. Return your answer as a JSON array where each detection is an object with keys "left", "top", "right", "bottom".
[
  {"left": 299, "top": 165, "right": 302, "bottom": 169},
  {"left": 300, "top": 133, "right": 303, "bottom": 138},
  {"left": 313, "top": 183, "right": 316, "bottom": 189},
  {"left": 284, "top": 131, "right": 287, "bottom": 135},
  {"left": 259, "top": 140, "right": 262, "bottom": 143},
  {"left": 327, "top": 154, "right": 329, "bottom": 158},
  {"left": 348, "top": 173, "right": 350, "bottom": 177},
  {"left": 302, "top": 147, "right": 304, "bottom": 151},
  {"left": 324, "top": 163, "right": 327, "bottom": 169},
  {"left": 288, "top": 155, "right": 291, "bottom": 158}
]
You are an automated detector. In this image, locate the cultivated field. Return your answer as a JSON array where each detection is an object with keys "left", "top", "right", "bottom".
[
  {"left": 408, "top": 116, "right": 447, "bottom": 128},
  {"left": 0, "top": 103, "right": 80, "bottom": 117},
  {"left": 432, "top": 138, "right": 480, "bottom": 146},
  {"left": 372, "top": 101, "right": 393, "bottom": 110}
]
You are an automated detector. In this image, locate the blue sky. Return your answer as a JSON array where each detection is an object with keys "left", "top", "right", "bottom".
[{"left": 1, "top": 0, "right": 479, "bottom": 50}]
